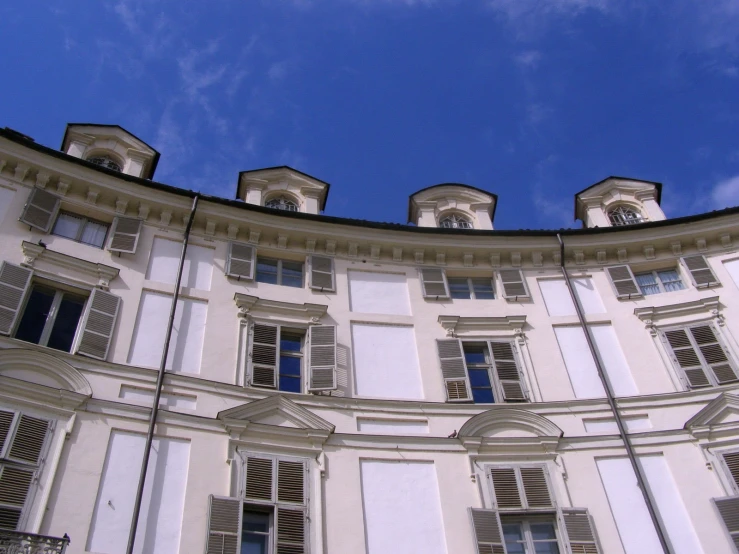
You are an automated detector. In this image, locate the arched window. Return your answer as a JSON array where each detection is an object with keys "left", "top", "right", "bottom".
[
  {"left": 265, "top": 196, "right": 299, "bottom": 212},
  {"left": 86, "top": 155, "right": 122, "bottom": 172},
  {"left": 439, "top": 214, "right": 473, "bottom": 229},
  {"left": 608, "top": 205, "right": 643, "bottom": 226}
]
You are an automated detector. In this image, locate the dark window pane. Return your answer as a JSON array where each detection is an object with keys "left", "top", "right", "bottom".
[
  {"left": 471, "top": 279, "right": 495, "bottom": 299},
  {"left": 256, "top": 259, "right": 279, "bottom": 284},
  {"left": 47, "top": 294, "right": 85, "bottom": 352},
  {"left": 468, "top": 368, "right": 492, "bottom": 387},
  {"left": 241, "top": 535, "right": 267, "bottom": 554},
  {"left": 279, "top": 374, "right": 301, "bottom": 393},
  {"left": 281, "top": 335, "right": 302, "bottom": 352},
  {"left": 52, "top": 213, "right": 83, "bottom": 240},
  {"left": 448, "top": 278, "right": 471, "bottom": 299},
  {"left": 463, "top": 345, "right": 487, "bottom": 365},
  {"left": 15, "top": 287, "right": 55, "bottom": 345},
  {"left": 534, "top": 544, "right": 560, "bottom": 554},
  {"left": 281, "top": 262, "right": 303, "bottom": 288},
  {"left": 280, "top": 356, "right": 302, "bottom": 376},
  {"left": 80, "top": 221, "right": 108, "bottom": 248},
  {"left": 242, "top": 511, "right": 270, "bottom": 532},
  {"left": 472, "top": 387, "right": 495, "bottom": 404},
  {"left": 531, "top": 523, "right": 557, "bottom": 541}
]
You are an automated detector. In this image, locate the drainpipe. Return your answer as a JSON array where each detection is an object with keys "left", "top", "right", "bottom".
[
  {"left": 126, "top": 193, "right": 200, "bottom": 554},
  {"left": 556, "top": 233, "right": 672, "bottom": 554}
]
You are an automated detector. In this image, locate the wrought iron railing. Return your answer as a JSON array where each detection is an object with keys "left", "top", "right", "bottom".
[{"left": 0, "top": 530, "right": 70, "bottom": 554}]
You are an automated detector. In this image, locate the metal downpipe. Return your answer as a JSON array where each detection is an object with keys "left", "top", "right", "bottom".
[
  {"left": 125, "top": 194, "right": 200, "bottom": 554},
  {"left": 556, "top": 233, "right": 672, "bottom": 554}
]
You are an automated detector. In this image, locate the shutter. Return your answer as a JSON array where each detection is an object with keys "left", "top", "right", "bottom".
[
  {"left": 308, "top": 255, "right": 335, "bottom": 291},
  {"left": 19, "top": 187, "right": 60, "bottom": 232},
  {"left": 75, "top": 288, "right": 121, "bottom": 361},
  {"left": 277, "top": 459, "right": 305, "bottom": 504},
  {"left": 226, "top": 242, "right": 255, "bottom": 280},
  {"left": 276, "top": 507, "right": 306, "bottom": 554},
  {"left": 714, "top": 496, "right": 739, "bottom": 552},
  {"left": 308, "top": 325, "right": 337, "bottom": 391},
  {"left": 500, "top": 270, "right": 529, "bottom": 299},
  {"left": 205, "top": 495, "right": 241, "bottom": 554},
  {"left": 690, "top": 325, "right": 739, "bottom": 385},
  {"left": 0, "top": 262, "right": 32, "bottom": 336},
  {"left": 724, "top": 452, "right": 739, "bottom": 491},
  {"left": 489, "top": 341, "right": 527, "bottom": 402},
  {"left": 436, "top": 339, "right": 472, "bottom": 402},
  {"left": 0, "top": 410, "right": 13, "bottom": 454},
  {"left": 420, "top": 268, "right": 450, "bottom": 299},
  {"left": 7, "top": 414, "right": 51, "bottom": 465},
  {"left": 0, "top": 464, "right": 35, "bottom": 531},
  {"left": 605, "top": 265, "right": 642, "bottom": 299},
  {"left": 107, "top": 217, "right": 142, "bottom": 254},
  {"left": 490, "top": 466, "right": 551, "bottom": 510},
  {"left": 561, "top": 508, "right": 601, "bottom": 554},
  {"left": 469, "top": 508, "right": 507, "bottom": 554},
  {"left": 249, "top": 324, "right": 278, "bottom": 388},
  {"left": 661, "top": 328, "right": 711, "bottom": 388},
  {"left": 244, "top": 456, "right": 274, "bottom": 501},
  {"left": 519, "top": 467, "right": 553, "bottom": 508},
  {"left": 682, "top": 255, "right": 720, "bottom": 288},
  {"left": 490, "top": 467, "right": 523, "bottom": 509}
]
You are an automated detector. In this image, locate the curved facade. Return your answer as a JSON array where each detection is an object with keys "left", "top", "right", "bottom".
[{"left": 1, "top": 124, "right": 739, "bottom": 553}]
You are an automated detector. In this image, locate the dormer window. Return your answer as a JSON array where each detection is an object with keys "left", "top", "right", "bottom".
[
  {"left": 439, "top": 214, "right": 473, "bottom": 229},
  {"left": 86, "top": 155, "right": 122, "bottom": 172},
  {"left": 608, "top": 205, "right": 643, "bottom": 226},
  {"left": 265, "top": 196, "right": 299, "bottom": 212}
]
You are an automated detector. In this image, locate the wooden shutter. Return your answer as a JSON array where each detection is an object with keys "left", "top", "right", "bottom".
[
  {"left": 605, "top": 265, "right": 642, "bottom": 299},
  {"left": 489, "top": 466, "right": 552, "bottom": 510},
  {"left": 714, "top": 496, "right": 739, "bottom": 552},
  {"left": 560, "top": 508, "right": 601, "bottom": 554},
  {"left": 107, "top": 217, "right": 142, "bottom": 254},
  {"left": 682, "top": 255, "right": 720, "bottom": 288},
  {"left": 690, "top": 325, "right": 738, "bottom": 384},
  {"left": 244, "top": 455, "right": 274, "bottom": 502},
  {"left": 226, "top": 242, "right": 255, "bottom": 280},
  {"left": 7, "top": 414, "right": 51, "bottom": 465},
  {"left": 205, "top": 495, "right": 241, "bottom": 554},
  {"left": 500, "top": 270, "right": 529, "bottom": 299},
  {"left": 661, "top": 328, "right": 712, "bottom": 388},
  {"left": 249, "top": 324, "right": 278, "bottom": 388},
  {"left": 420, "top": 268, "right": 450, "bottom": 299},
  {"left": 723, "top": 452, "right": 739, "bottom": 492},
  {"left": 75, "top": 288, "right": 121, "bottom": 361},
  {"left": 436, "top": 339, "right": 472, "bottom": 402},
  {"left": 0, "top": 464, "right": 35, "bottom": 530},
  {"left": 19, "top": 187, "right": 60, "bottom": 232},
  {"left": 308, "top": 255, "right": 335, "bottom": 291},
  {"left": 489, "top": 341, "right": 527, "bottom": 402},
  {"left": 469, "top": 508, "right": 507, "bottom": 554},
  {"left": 0, "top": 410, "right": 13, "bottom": 453},
  {"left": 277, "top": 459, "right": 305, "bottom": 504},
  {"left": 276, "top": 507, "right": 306, "bottom": 554},
  {"left": 308, "top": 325, "right": 337, "bottom": 391},
  {"left": 0, "top": 262, "right": 32, "bottom": 336}
]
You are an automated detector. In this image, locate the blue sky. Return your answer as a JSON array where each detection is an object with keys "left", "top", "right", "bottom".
[{"left": 1, "top": 0, "right": 738, "bottom": 229}]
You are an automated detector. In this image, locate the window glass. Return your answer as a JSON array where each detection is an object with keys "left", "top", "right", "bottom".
[
  {"left": 439, "top": 214, "right": 473, "bottom": 229},
  {"left": 503, "top": 523, "right": 526, "bottom": 554},
  {"left": 80, "top": 220, "right": 108, "bottom": 248},
  {"left": 255, "top": 258, "right": 303, "bottom": 288},
  {"left": 52, "top": 212, "right": 109, "bottom": 249},
  {"left": 448, "top": 278, "right": 471, "bottom": 299},
  {"left": 256, "top": 258, "right": 279, "bottom": 284},
  {"left": 471, "top": 278, "right": 495, "bottom": 299},
  {"left": 608, "top": 206, "right": 643, "bottom": 226},
  {"left": 278, "top": 332, "right": 303, "bottom": 393},
  {"left": 14, "top": 285, "right": 86, "bottom": 353},
  {"left": 635, "top": 269, "right": 685, "bottom": 295},
  {"left": 242, "top": 511, "right": 270, "bottom": 554},
  {"left": 657, "top": 269, "right": 685, "bottom": 292},
  {"left": 15, "top": 286, "right": 56, "bottom": 345},
  {"left": 464, "top": 344, "right": 495, "bottom": 403},
  {"left": 52, "top": 213, "right": 83, "bottom": 240},
  {"left": 635, "top": 272, "right": 660, "bottom": 295},
  {"left": 281, "top": 261, "right": 304, "bottom": 288},
  {"left": 46, "top": 293, "right": 85, "bottom": 351}
]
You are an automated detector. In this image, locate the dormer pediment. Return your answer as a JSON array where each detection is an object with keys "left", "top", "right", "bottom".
[
  {"left": 574, "top": 176, "right": 665, "bottom": 228},
  {"left": 219, "top": 395, "right": 335, "bottom": 433},
  {"left": 237, "top": 166, "right": 330, "bottom": 215},
  {"left": 408, "top": 183, "right": 498, "bottom": 230},
  {"left": 686, "top": 393, "right": 739, "bottom": 435}
]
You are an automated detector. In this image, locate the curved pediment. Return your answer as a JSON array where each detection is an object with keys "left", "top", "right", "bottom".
[
  {"left": 0, "top": 349, "right": 93, "bottom": 396},
  {"left": 459, "top": 408, "right": 562, "bottom": 439}
]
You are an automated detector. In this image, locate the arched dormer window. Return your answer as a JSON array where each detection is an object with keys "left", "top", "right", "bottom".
[
  {"left": 608, "top": 205, "right": 644, "bottom": 226},
  {"left": 439, "top": 213, "right": 473, "bottom": 229},
  {"left": 265, "top": 196, "right": 299, "bottom": 212},
  {"left": 86, "top": 155, "right": 122, "bottom": 172}
]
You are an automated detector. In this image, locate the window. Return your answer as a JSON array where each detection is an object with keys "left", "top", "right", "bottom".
[
  {"left": 436, "top": 338, "right": 528, "bottom": 403},
  {"left": 51, "top": 212, "right": 109, "bottom": 249},
  {"left": 714, "top": 451, "right": 739, "bottom": 548},
  {"left": 86, "top": 155, "right": 122, "bottom": 172},
  {"left": 633, "top": 269, "right": 685, "bottom": 295},
  {"left": 264, "top": 196, "right": 299, "bottom": 212},
  {"left": 502, "top": 518, "right": 560, "bottom": 554},
  {"left": 0, "top": 409, "right": 52, "bottom": 530},
  {"left": 448, "top": 277, "right": 495, "bottom": 299},
  {"left": 256, "top": 257, "right": 304, "bottom": 288},
  {"left": 242, "top": 509, "right": 271, "bottom": 553},
  {"left": 15, "top": 284, "right": 86, "bottom": 352},
  {"left": 660, "top": 323, "right": 738, "bottom": 389},
  {"left": 439, "top": 213, "right": 473, "bottom": 229},
  {"left": 607, "top": 205, "right": 643, "bottom": 226}
]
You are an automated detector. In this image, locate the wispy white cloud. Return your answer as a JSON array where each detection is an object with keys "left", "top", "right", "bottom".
[
  {"left": 268, "top": 61, "right": 289, "bottom": 81},
  {"left": 710, "top": 175, "right": 739, "bottom": 209},
  {"left": 487, "top": 0, "right": 610, "bottom": 21},
  {"left": 514, "top": 50, "right": 541, "bottom": 70}
]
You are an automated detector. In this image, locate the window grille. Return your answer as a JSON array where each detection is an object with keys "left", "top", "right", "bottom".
[
  {"left": 608, "top": 206, "right": 643, "bottom": 226},
  {"left": 439, "top": 214, "right": 473, "bottom": 229},
  {"left": 265, "top": 197, "right": 299, "bottom": 212}
]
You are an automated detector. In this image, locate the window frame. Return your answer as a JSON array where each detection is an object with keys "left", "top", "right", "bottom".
[
  {"left": 607, "top": 205, "right": 644, "bottom": 226},
  {"left": 51, "top": 211, "right": 110, "bottom": 249},
  {"left": 248, "top": 322, "right": 307, "bottom": 394},
  {"left": 447, "top": 276, "right": 496, "bottom": 300},
  {"left": 85, "top": 154, "right": 123, "bottom": 172},
  {"left": 461, "top": 339, "right": 528, "bottom": 405},
  {"left": 264, "top": 195, "right": 299, "bottom": 212},
  {"left": 439, "top": 213, "right": 473, "bottom": 229},
  {"left": 256, "top": 256, "right": 305, "bottom": 288},
  {"left": 500, "top": 515, "right": 563, "bottom": 554},
  {"left": 241, "top": 506, "right": 274, "bottom": 554},
  {"left": 278, "top": 330, "right": 305, "bottom": 394},
  {"left": 633, "top": 268, "right": 686, "bottom": 296}
]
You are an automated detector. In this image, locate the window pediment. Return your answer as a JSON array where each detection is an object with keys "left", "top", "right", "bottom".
[
  {"left": 634, "top": 296, "right": 721, "bottom": 326},
  {"left": 21, "top": 241, "right": 119, "bottom": 289},
  {"left": 234, "top": 293, "right": 327, "bottom": 323},
  {"left": 685, "top": 393, "right": 739, "bottom": 439},
  {"left": 0, "top": 348, "right": 92, "bottom": 397},
  {"left": 438, "top": 315, "right": 527, "bottom": 337}
]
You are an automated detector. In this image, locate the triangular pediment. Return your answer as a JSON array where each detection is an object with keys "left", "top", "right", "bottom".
[
  {"left": 686, "top": 393, "right": 739, "bottom": 430},
  {"left": 218, "top": 395, "right": 335, "bottom": 433}
]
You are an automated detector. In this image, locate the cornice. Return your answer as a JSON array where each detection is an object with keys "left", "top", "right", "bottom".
[
  {"left": 0, "top": 376, "right": 88, "bottom": 413},
  {"left": 0, "top": 348, "right": 93, "bottom": 396},
  {"left": 438, "top": 315, "right": 527, "bottom": 337},
  {"left": 634, "top": 296, "right": 723, "bottom": 333},
  {"left": 234, "top": 293, "right": 328, "bottom": 322},
  {"left": 21, "top": 241, "right": 119, "bottom": 289}
]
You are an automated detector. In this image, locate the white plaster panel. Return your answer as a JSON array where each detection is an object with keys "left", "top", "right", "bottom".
[
  {"left": 583, "top": 417, "right": 652, "bottom": 434},
  {"left": 597, "top": 458, "right": 663, "bottom": 553},
  {"left": 357, "top": 419, "right": 429, "bottom": 435},
  {"left": 145, "top": 237, "right": 214, "bottom": 291},
  {"left": 360, "top": 460, "right": 448, "bottom": 554},
  {"left": 724, "top": 259, "right": 739, "bottom": 290},
  {"left": 119, "top": 386, "right": 197, "bottom": 410},
  {"left": 573, "top": 277, "right": 606, "bottom": 314},
  {"left": 539, "top": 278, "right": 605, "bottom": 316},
  {"left": 348, "top": 271, "right": 412, "bottom": 315},
  {"left": 639, "top": 456, "right": 704, "bottom": 554},
  {"left": 590, "top": 324, "right": 638, "bottom": 397},
  {"left": 87, "top": 431, "right": 190, "bottom": 554},
  {"left": 554, "top": 326, "right": 606, "bottom": 399},
  {"left": 352, "top": 323, "right": 423, "bottom": 400},
  {"left": 128, "top": 291, "right": 208, "bottom": 374},
  {"left": 0, "top": 187, "right": 14, "bottom": 227}
]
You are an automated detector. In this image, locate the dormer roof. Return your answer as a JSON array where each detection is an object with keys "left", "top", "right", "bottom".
[
  {"left": 237, "top": 166, "right": 331, "bottom": 211},
  {"left": 407, "top": 182, "right": 498, "bottom": 224},
  {"left": 574, "top": 176, "right": 662, "bottom": 222}
]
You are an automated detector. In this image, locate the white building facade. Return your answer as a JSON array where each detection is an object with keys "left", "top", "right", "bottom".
[{"left": 1, "top": 124, "right": 739, "bottom": 554}]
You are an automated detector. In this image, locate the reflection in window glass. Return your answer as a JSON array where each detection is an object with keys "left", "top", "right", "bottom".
[
  {"left": 52, "top": 212, "right": 109, "bottom": 248},
  {"left": 255, "top": 257, "right": 303, "bottom": 288},
  {"left": 15, "top": 285, "right": 86, "bottom": 353}
]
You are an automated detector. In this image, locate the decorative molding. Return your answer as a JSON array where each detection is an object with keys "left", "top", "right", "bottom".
[
  {"left": 234, "top": 293, "right": 328, "bottom": 322},
  {"left": 370, "top": 244, "right": 381, "bottom": 260},
  {"left": 643, "top": 245, "right": 655, "bottom": 260},
  {"left": 219, "top": 395, "right": 335, "bottom": 432},
  {"left": 459, "top": 407, "right": 562, "bottom": 440},
  {"left": 510, "top": 252, "right": 521, "bottom": 267},
  {"left": 14, "top": 163, "right": 30, "bottom": 182},
  {"left": 205, "top": 219, "right": 217, "bottom": 236},
  {"left": 159, "top": 210, "right": 172, "bottom": 227},
  {"left": 696, "top": 238, "right": 708, "bottom": 252},
  {"left": 277, "top": 234, "right": 288, "bottom": 249},
  {"left": 438, "top": 314, "right": 527, "bottom": 337},
  {"left": 414, "top": 249, "right": 424, "bottom": 264},
  {"left": 393, "top": 247, "right": 403, "bottom": 262},
  {"left": 596, "top": 250, "right": 606, "bottom": 264},
  {"left": 721, "top": 235, "right": 732, "bottom": 249},
  {"left": 305, "top": 239, "right": 316, "bottom": 253},
  {"left": 138, "top": 204, "right": 150, "bottom": 221},
  {"left": 0, "top": 349, "right": 93, "bottom": 397},
  {"left": 56, "top": 179, "right": 70, "bottom": 196},
  {"left": 325, "top": 240, "right": 336, "bottom": 256},
  {"left": 436, "top": 252, "right": 446, "bottom": 266},
  {"left": 0, "top": 159, "right": 7, "bottom": 174},
  {"left": 490, "top": 253, "right": 500, "bottom": 268},
  {"left": 464, "top": 253, "right": 474, "bottom": 267},
  {"left": 227, "top": 224, "right": 239, "bottom": 240},
  {"left": 248, "top": 229, "right": 261, "bottom": 244},
  {"left": 671, "top": 242, "right": 682, "bottom": 256},
  {"left": 182, "top": 214, "right": 190, "bottom": 228},
  {"left": 35, "top": 171, "right": 50, "bottom": 189},
  {"left": 574, "top": 250, "right": 585, "bottom": 265},
  {"left": 86, "top": 189, "right": 99, "bottom": 205},
  {"left": 634, "top": 296, "right": 721, "bottom": 324},
  {"left": 551, "top": 251, "right": 561, "bottom": 266},
  {"left": 21, "top": 241, "right": 119, "bottom": 289},
  {"left": 532, "top": 252, "right": 542, "bottom": 267},
  {"left": 348, "top": 242, "right": 359, "bottom": 258},
  {"left": 115, "top": 199, "right": 128, "bottom": 214}
]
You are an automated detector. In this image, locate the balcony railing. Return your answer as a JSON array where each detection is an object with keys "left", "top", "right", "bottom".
[{"left": 0, "top": 530, "right": 70, "bottom": 554}]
